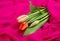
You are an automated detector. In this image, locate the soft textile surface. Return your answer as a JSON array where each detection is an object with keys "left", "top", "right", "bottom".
[{"left": 0, "top": 0, "right": 60, "bottom": 41}]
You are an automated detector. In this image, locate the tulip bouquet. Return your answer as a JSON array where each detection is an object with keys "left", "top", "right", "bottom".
[{"left": 17, "top": 6, "right": 49, "bottom": 36}]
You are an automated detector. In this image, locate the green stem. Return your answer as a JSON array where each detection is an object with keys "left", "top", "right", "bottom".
[
  {"left": 28, "top": 12, "right": 48, "bottom": 23},
  {"left": 28, "top": 9, "right": 45, "bottom": 20}
]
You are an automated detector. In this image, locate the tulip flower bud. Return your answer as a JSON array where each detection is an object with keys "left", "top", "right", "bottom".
[
  {"left": 19, "top": 22, "right": 28, "bottom": 31},
  {"left": 29, "top": 20, "right": 40, "bottom": 27},
  {"left": 17, "top": 15, "right": 28, "bottom": 22}
]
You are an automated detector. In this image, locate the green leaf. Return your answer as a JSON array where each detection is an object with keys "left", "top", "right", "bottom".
[{"left": 24, "top": 15, "right": 49, "bottom": 36}]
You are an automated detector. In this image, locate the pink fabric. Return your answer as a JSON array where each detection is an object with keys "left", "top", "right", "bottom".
[{"left": 0, "top": 0, "right": 60, "bottom": 41}]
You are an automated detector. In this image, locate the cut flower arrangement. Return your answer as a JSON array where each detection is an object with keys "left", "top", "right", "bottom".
[{"left": 17, "top": 6, "right": 49, "bottom": 36}]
